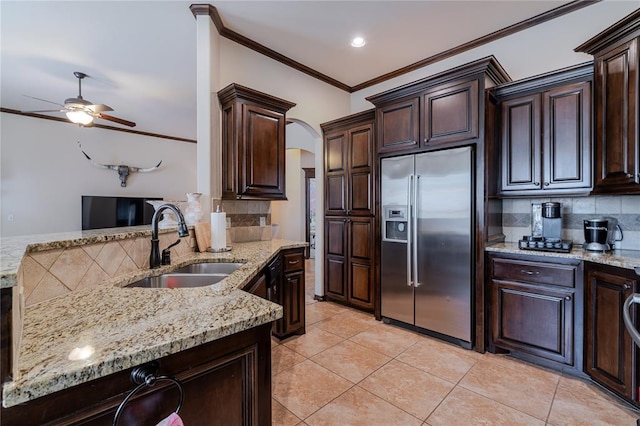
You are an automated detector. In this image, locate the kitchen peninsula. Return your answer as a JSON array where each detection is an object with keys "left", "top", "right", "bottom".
[{"left": 0, "top": 226, "right": 306, "bottom": 424}]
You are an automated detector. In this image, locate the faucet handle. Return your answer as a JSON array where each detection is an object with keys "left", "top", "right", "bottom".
[{"left": 161, "top": 239, "right": 181, "bottom": 265}]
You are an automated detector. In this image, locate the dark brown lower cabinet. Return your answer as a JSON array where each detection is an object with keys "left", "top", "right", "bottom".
[
  {"left": 0, "top": 323, "right": 273, "bottom": 426},
  {"left": 487, "top": 253, "right": 582, "bottom": 370},
  {"left": 584, "top": 262, "right": 638, "bottom": 404},
  {"left": 324, "top": 216, "right": 374, "bottom": 311},
  {"left": 272, "top": 248, "right": 306, "bottom": 339}
]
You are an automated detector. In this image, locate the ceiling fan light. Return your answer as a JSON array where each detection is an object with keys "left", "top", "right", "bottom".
[{"left": 66, "top": 110, "right": 94, "bottom": 125}]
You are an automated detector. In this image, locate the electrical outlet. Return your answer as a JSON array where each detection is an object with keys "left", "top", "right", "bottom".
[{"left": 260, "top": 217, "right": 266, "bottom": 227}]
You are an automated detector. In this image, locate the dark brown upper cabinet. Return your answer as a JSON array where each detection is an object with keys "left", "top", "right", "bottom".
[
  {"left": 321, "top": 110, "right": 375, "bottom": 217},
  {"left": 494, "top": 63, "right": 593, "bottom": 196},
  {"left": 375, "top": 97, "right": 420, "bottom": 154},
  {"left": 576, "top": 10, "right": 640, "bottom": 194},
  {"left": 423, "top": 79, "right": 479, "bottom": 146},
  {"left": 218, "top": 84, "right": 296, "bottom": 200}
]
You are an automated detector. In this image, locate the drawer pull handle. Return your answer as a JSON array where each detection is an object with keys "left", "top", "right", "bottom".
[
  {"left": 288, "top": 260, "right": 300, "bottom": 265},
  {"left": 520, "top": 269, "right": 540, "bottom": 276}
]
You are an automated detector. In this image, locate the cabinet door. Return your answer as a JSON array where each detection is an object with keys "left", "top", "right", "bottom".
[
  {"left": 585, "top": 264, "right": 637, "bottom": 401},
  {"left": 348, "top": 217, "right": 374, "bottom": 311},
  {"left": 423, "top": 79, "right": 479, "bottom": 146},
  {"left": 348, "top": 123, "right": 374, "bottom": 216},
  {"left": 244, "top": 272, "right": 268, "bottom": 299},
  {"left": 325, "top": 130, "right": 348, "bottom": 215},
  {"left": 241, "top": 103, "right": 286, "bottom": 199},
  {"left": 543, "top": 82, "right": 592, "bottom": 191},
  {"left": 491, "top": 280, "right": 574, "bottom": 365},
  {"left": 376, "top": 97, "right": 420, "bottom": 154},
  {"left": 594, "top": 38, "right": 640, "bottom": 193},
  {"left": 500, "top": 94, "right": 542, "bottom": 192},
  {"left": 325, "top": 217, "right": 347, "bottom": 301},
  {"left": 283, "top": 270, "right": 305, "bottom": 336}
]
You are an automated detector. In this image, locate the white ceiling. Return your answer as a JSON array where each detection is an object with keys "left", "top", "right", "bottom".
[{"left": 0, "top": 1, "right": 620, "bottom": 141}]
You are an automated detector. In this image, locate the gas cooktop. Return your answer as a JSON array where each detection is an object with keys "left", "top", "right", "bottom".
[{"left": 518, "top": 236, "right": 573, "bottom": 253}]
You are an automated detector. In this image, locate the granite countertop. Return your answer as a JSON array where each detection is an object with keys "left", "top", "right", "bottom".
[
  {"left": 486, "top": 242, "right": 640, "bottom": 270},
  {"left": 2, "top": 234, "right": 305, "bottom": 408},
  {"left": 0, "top": 225, "right": 159, "bottom": 288}
]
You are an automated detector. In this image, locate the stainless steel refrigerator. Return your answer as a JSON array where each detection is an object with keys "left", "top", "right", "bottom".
[{"left": 381, "top": 146, "right": 473, "bottom": 346}]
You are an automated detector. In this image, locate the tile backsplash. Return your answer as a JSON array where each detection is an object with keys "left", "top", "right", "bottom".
[
  {"left": 219, "top": 200, "right": 273, "bottom": 242},
  {"left": 502, "top": 195, "right": 640, "bottom": 250}
]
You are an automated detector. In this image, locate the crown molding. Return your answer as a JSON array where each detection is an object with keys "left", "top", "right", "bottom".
[{"left": 191, "top": 0, "right": 600, "bottom": 93}]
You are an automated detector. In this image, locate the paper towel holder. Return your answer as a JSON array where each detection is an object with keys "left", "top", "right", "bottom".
[{"left": 206, "top": 246, "right": 232, "bottom": 253}]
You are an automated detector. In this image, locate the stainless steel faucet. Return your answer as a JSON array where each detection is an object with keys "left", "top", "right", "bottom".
[{"left": 149, "top": 203, "right": 189, "bottom": 269}]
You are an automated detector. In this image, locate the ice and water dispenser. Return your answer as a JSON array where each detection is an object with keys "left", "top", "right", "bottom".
[{"left": 383, "top": 205, "right": 408, "bottom": 242}]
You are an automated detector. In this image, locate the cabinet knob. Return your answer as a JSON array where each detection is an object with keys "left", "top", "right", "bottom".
[
  {"left": 544, "top": 182, "right": 550, "bottom": 187},
  {"left": 520, "top": 269, "right": 540, "bottom": 276},
  {"left": 624, "top": 284, "right": 631, "bottom": 290},
  {"left": 626, "top": 173, "right": 633, "bottom": 179},
  {"left": 534, "top": 182, "right": 540, "bottom": 186},
  {"left": 565, "top": 295, "right": 572, "bottom": 301}
]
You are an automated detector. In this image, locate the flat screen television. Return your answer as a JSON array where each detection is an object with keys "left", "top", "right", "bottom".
[{"left": 82, "top": 196, "right": 162, "bottom": 230}]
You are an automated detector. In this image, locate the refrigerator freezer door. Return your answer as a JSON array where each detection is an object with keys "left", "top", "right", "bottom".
[
  {"left": 381, "top": 155, "right": 414, "bottom": 325},
  {"left": 414, "top": 146, "right": 473, "bottom": 342}
]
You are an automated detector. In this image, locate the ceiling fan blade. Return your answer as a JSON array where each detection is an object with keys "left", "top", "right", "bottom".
[
  {"left": 22, "top": 109, "right": 66, "bottom": 113},
  {"left": 87, "top": 103, "right": 114, "bottom": 113},
  {"left": 97, "top": 113, "right": 136, "bottom": 127},
  {"left": 23, "top": 95, "right": 65, "bottom": 107}
]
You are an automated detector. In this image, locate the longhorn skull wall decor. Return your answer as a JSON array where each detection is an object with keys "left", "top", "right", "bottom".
[{"left": 82, "top": 151, "right": 162, "bottom": 187}]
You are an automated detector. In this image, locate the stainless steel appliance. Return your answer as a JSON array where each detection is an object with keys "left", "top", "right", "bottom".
[
  {"left": 518, "top": 201, "right": 573, "bottom": 253},
  {"left": 583, "top": 217, "right": 623, "bottom": 252},
  {"left": 381, "top": 146, "right": 473, "bottom": 347}
]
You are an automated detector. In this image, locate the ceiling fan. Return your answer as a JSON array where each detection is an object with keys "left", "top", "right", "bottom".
[{"left": 24, "top": 72, "right": 136, "bottom": 127}]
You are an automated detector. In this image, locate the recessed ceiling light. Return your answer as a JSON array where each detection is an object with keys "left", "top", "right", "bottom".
[{"left": 351, "top": 36, "right": 366, "bottom": 48}]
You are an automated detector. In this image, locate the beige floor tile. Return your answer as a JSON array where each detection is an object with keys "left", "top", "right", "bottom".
[
  {"left": 283, "top": 326, "right": 344, "bottom": 358},
  {"left": 305, "top": 303, "right": 337, "bottom": 326},
  {"left": 272, "top": 344, "right": 307, "bottom": 375},
  {"left": 359, "top": 359, "right": 454, "bottom": 421},
  {"left": 395, "top": 337, "right": 480, "bottom": 383},
  {"left": 272, "top": 399, "right": 301, "bottom": 426},
  {"left": 349, "top": 323, "right": 421, "bottom": 357},
  {"left": 547, "top": 375, "right": 639, "bottom": 426},
  {"left": 314, "top": 310, "right": 377, "bottom": 339},
  {"left": 272, "top": 360, "right": 352, "bottom": 420},
  {"left": 311, "top": 340, "right": 391, "bottom": 383},
  {"left": 305, "top": 386, "right": 422, "bottom": 426},
  {"left": 459, "top": 353, "right": 559, "bottom": 420},
  {"left": 427, "top": 386, "right": 545, "bottom": 425}
]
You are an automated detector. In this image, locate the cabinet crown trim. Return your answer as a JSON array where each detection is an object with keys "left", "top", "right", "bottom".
[
  {"left": 492, "top": 62, "right": 594, "bottom": 99},
  {"left": 320, "top": 109, "right": 375, "bottom": 132},
  {"left": 575, "top": 8, "right": 640, "bottom": 54},
  {"left": 365, "top": 56, "right": 511, "bottom": 105},
  {"left": 217, "top": 83, "right": 296, "bottom": 112}
]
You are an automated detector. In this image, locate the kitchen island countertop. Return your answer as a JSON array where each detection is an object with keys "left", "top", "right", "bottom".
[{"left": 1, "top": 231, "right": 305, "bottom": 408}]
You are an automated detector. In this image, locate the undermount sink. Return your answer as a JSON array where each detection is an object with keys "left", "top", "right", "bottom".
[
  {"left": 126, "top": 262, "right": 244, "bottom": 289},
  {"left": 126, "top": 273, "right": 229, "bottom": 289},
  {"left": 172, "top": 262, "right": 244, "bottom": 275}
]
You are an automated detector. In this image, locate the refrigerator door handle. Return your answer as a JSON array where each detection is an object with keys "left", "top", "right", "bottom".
[
  {"left": 407, "top": 175, "right": 413, "bottom": 287},
  {"left": 413, "top": 174, "right": 421, "bottom": 287}
]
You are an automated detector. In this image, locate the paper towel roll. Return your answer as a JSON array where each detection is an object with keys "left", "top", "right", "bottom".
[{"left": 210, "top": 212, "right": 227, "bottom": 250}]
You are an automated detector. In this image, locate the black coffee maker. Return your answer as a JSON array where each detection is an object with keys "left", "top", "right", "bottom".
[{"left": 583, "top": 217, "right": 623, "bottom": 252}]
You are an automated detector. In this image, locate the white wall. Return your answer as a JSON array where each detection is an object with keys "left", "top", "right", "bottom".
[
  {"left": 219, "top": 38, "right": 351, "bottom": 134},
  {"left": 0, "top": 113, "right": 197, "bottom": 236},
  {"left": 350, "top": 1, "right": 640, "bottom": 112}
]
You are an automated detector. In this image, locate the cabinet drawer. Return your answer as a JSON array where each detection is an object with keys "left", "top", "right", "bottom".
[
  {"left": 492, "top": 258, "right": 577, "bottom": 288},
  {"left": 283, "top": 251, "right": 304, "bottom": 272}
]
